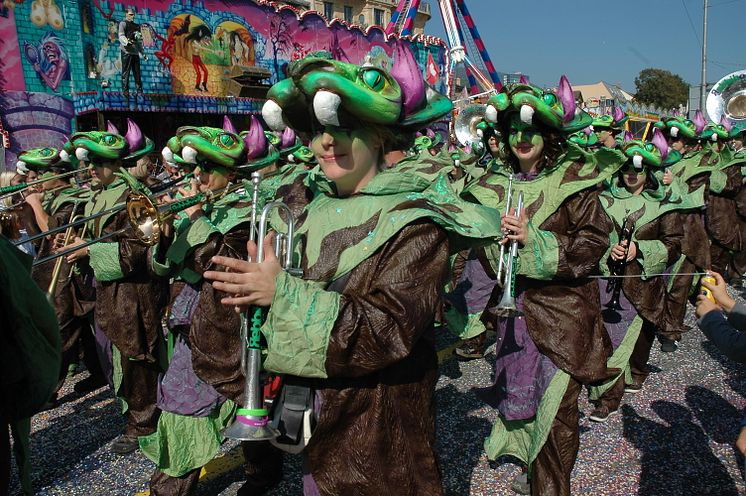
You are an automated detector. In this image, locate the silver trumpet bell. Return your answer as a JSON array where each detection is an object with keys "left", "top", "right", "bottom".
[
  {"left": 495, "top": 182, "right": 524, "bottom": 317},
  {"left": 224, "top": 174, "right": 302, "bottom": 442}
]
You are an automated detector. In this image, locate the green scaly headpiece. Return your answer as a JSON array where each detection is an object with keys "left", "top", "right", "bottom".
[
  {"left": 68, "top": 119, "right": 154, "bottom": 165},
  {"left": 261, "top": 43, "right": 452, "bottom": 134},
  {"left": 483, "top": 75, "right": 592, "bottom": 133}
]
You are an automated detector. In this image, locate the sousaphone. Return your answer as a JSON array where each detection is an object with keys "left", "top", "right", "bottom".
[
  {"left": 454, "top": 104, "right": 489, "bottom": 149},
  {"left": 706, "top": 70, "right": 746, "bottom": 130}
]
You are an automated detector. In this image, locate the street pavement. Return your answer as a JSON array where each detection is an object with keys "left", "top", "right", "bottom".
[{"left": 9, "top": 291, "right": 746, "bottom": 495}]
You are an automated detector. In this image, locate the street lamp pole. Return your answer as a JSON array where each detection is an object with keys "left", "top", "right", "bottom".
[{"left": 699, "top": 0, "right": 709, "bottom": 110}]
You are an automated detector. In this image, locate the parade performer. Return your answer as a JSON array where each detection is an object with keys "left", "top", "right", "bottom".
[
  {"left": 591, "top": 106, "right": 628, "bottom": 149},
  {"left": 588, "top": 130, "right": 684, "bottom": 422},
  {"left": 18, "top": 147, "right": 104, "bottom": 404},
  {"left": 655, "top": 115, "right": 715, "bottom": 349},
  {"left": 138, "top": 117, "right": 284, "bottom": 495},
  {"left": 466, "top": 77, "right": 626, "bottom": 495},
  {"left": 0, "top": 235, "right": 60, "bottom": 495},
  {"left": 204, "top": 46, "right": 502, "bottom": 495},
  {"left": 700, "top": 117, "right": 746, "bottom": 278},
  {"left": 57, "top": 119, "right": 167, "bottom": 455}
]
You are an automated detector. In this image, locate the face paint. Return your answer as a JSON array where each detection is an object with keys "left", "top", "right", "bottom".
[{"left": 508, "top": 114, "right": 544, "bottom": 166}]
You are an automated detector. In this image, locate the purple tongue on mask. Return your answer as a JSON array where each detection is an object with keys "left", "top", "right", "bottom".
[
  {"left": 222, "top": 115, "right": 237, "bottom": 134},
  {"left": 280, "top": 127, "right": 296, "bottom": 149},
  {"left": 124, "top": 119, "right": 144, "bottom": 152},
  {"left": 651, "top": 128, "right": 669, "bottom": 160},
  {"left": 390, "top": 41, "right": 425, "bottom": 118},
  {"left": 245, "top": 116, "right": 267, "bottom": 160},
  {"left": 107, "top": 120, "right": 120, "bottom": 135}
]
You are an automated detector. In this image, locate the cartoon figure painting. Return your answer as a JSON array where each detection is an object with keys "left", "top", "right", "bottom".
[
  {"left": 185, "top": 24, "right": 222, "bottom": 92},
  {"left": 23, "top": 32, "right": 70, "bottom": 92}
]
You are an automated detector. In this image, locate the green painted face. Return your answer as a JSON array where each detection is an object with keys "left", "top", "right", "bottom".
[
  {"left": 508, "top": 114, "right": 544, "bottom": 163},
  {"left": 166, "top": 126, "right": 246, "bottom": 168},
  {"left": 69, "top": 131, "right": 127, "bottom": 161}
]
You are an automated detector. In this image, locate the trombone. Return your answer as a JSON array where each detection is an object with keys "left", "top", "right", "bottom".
[
  {"left": 0, "top": 167, "right": 89, "bottom": 202},
  {"left": 15, "top": 174, "right": 193, "bottom": 248},
  {"left": 495, "top": 174, "right": 524, "bottom": 317},
  {"left": 224, "top": 172, "right": 303, "bottom": 442}
]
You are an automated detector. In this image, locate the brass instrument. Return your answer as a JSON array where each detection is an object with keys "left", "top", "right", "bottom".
[
  {"left": 454, "top": 104, "right": 489, "bottom": 150},
  {"left": 15, "top": 174, "right": 192, "bottom": 248},
  {"left": 0, "top": 167, "right": 89, "bottom": 201},
  {"left": 604, "top": 214, "right": 634, "bottom": 313},
  {"left": 495, "top": 183, "right": 524, "bottom": 317},
  {"left": 706, "top": 70, "right": 746, "bottom": 130},
  {"left": 45, "top": 207, "right": 84, "bottom": 303},
  {"left": 224, "top": 172, "right": 302, "bottom": 442}
]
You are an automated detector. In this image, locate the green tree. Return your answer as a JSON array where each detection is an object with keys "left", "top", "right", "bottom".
[{"left": 634, "top": 68, "right": 690, "bottom": 109}]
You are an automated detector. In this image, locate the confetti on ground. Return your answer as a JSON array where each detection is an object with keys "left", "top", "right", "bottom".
[{"left": 9, "top": 288, "right": 746, "bottom": 495}]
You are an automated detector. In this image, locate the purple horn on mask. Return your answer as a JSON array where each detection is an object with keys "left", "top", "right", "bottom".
[
  {"left": 519, "top": 75, "right": 529, "bottom": 84},
  {"left": 124, "top": 119, "right": 145, "bottom": 152},
  {"left": 106, "top": 120, "right": 120, "bottom": 135},
  {"left": 245, "top": 116, "right": 268, "bottom": 160},
  {"left": 623, "top": 130, "right": 634, "bottom": 143},
  {"left": 613, "top": 106, "right": 625, "bottom": 123},
  {"left": 280, "top": 127, "right": 296, "bottom": 149},
  {"left": 693, "top": 110, "right": 707, "bottom": 134},
  {"left": 222, "top": 115, "right": 237, "bottom": 134},
  {"left": 651, "top": 128, "right": 669, "bottom": 160},
  {"left": 390, "top": 41, "right": 425, "bottom": 117},
  {"left": 720, "top": 116, "right": 733, "bottom": 132},
  {"left": 557, "top": 75, "right": 576, "bottom": 123},
  {"left": 426, "top": 128, "right": 435, "bottom": 138}
]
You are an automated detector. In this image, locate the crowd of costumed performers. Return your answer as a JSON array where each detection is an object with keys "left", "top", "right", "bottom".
[{"left": 2, "top": 44, "right": 746, "bottom": 496}]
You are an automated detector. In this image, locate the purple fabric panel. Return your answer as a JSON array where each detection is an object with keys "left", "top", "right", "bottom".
[
  {"left": 445, "top": 251, "right": 497, "bottom": 314},
  {"left": 598, "top": 278, "right": 638, "bottom": 349},
  {"left": 482, "top": 289, "right": 558, "bottom": 421},
  {"left": 156, "top": 336, "right": 224, "bottom": 417},
  {"left": 94, "top": 320, "right": 114, "bottom": 390},
  {"left": 168, "top": 283, "right": 201, "bottom": 328}
]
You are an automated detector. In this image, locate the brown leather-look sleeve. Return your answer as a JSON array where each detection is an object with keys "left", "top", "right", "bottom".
[
  {"left": 547, "top": 187, "right": 612, "bottom": 280},
  {"left": 323, "top": 221, "right": 449, "bottom": 378},
  {"left": 657, "top": 211, "right": 684, "bottom": 266},
  {"left": 720, "top": 164, "right": 743, "bottom": 197},
  {"left": 189, "top": 222, "right": 253, "bottom": 402}
]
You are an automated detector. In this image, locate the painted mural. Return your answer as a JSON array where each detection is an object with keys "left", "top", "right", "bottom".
[{"left": 0, "top": 0, "right": 447, "bottom": 168}]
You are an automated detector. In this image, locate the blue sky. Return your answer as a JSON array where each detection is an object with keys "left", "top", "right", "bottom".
[{"left": 422, "top": 0, "right": 745, "bottom": 94}]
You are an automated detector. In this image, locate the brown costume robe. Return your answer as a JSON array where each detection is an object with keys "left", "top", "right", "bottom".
[
  {"left": 707, "top": 163, "right": 744, "bottom": 274},
  {"left": 32, "top": 193, "right": 99, "bottom": 395},
  {"left": 482, "top": 187, "right": 616, "bottom": 496},
  {"left": 666, "top": 169, "right": 712, "bottom": 338},
  {"left": 88, "top": 182, "right": 167, "bottom": 436},
  {"left": 596, "top": 211, "right": 683, "bottom": 412}
]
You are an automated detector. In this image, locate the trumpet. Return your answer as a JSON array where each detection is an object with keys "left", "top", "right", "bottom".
[
  {"left": 0, "top": 167, "right": 89, "bottom": 202},
  {"left": 224, "top": 172, "right": 302, "bottom": 442},
  {"left": 495, "top": 185, "right": 524, "bottom": 317}
]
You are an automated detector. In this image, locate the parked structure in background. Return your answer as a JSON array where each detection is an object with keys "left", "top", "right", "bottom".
[{"left": 274, "top": 0, "right": 432, "bottom": 34}]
